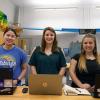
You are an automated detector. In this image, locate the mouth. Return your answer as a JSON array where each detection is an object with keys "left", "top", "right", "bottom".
[{"left": 6, "top": 40, "right": 13, "bottom": 44}]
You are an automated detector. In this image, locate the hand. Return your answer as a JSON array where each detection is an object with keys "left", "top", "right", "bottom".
[
  {"left": 88, "top": 85, "right": 95, "bottom": 92},
  {"left": 13, "top": 80, "right": 17, "bottom": 86},
  {"left": 80, "top": 83, "right": 91, "bottom": 89}
]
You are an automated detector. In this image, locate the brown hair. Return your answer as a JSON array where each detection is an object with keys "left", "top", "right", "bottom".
[
  {"left": 3, "top": 27, "right": 18, "bottom": 37},
  {"left": 41, "top": 27, "right": 58, "bottom": 52}
]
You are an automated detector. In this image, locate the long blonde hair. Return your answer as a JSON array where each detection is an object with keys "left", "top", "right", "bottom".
[{"left": 78, "top": 33, "right": 100, "bottom": 72}]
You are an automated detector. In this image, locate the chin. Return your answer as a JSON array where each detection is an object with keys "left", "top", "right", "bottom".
[
  {"left": 6, "top": 44, "right": 13, "bottom": 46},
  {"left": 48, "top": 42, "right": 52, "bottom": 44}
]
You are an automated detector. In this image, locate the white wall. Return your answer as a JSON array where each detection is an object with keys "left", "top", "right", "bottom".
[
  {"left": 19, "top": 3, "right": 100, "bottom": 34},
  {"left": 20, "top": 6, "right": 83, "bottom": 36},
  {"left": 0, "top": 0, "right": 16, "bottom": 23},
  {"left": 19, "top": 3, "right": 100, "bottom": 53},
  {"left": 21, "top": 7, "right": 83, "bottom": 28},
  {"left": 90, "top": 6, "right": 100, "bottom": 28}
]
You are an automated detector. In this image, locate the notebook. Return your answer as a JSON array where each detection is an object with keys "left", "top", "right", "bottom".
[
  {"left": 0, "top": 68, "right": 16, "bottom": 95},
  {"left": 29, "top": 74, "right": 62, "bottom": 95},
  {"left": 63, "top": 85, "right": 91, "bottom": 95},
  {"left": 92, "top": 74, "right": 100, "bottom": 98}
]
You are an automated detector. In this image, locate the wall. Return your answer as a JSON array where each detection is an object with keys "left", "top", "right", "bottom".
[
  {"left": 19, "top": 3, "right": 100, "bottom": 53},
  {"left": 0, "top": 0, "right": 16, "bottom": 23},
  {"left": 19, "top": 3, "right": 100, "bottom": 35},
  {"left": 20, "top": 6, "right": 83, "bottom": 36},
  {"left": 20, "top": 7, "right": 83, "bottom": 28},
  {"left": 0, "top": 0, "right": 16, "bottom": 44},
  {"left": 20, "top": 33, "right": 80, "bottom": 54}
]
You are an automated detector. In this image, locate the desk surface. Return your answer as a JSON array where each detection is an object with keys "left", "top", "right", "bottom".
[{"left": 0, "top": 87, "right": 98, "bottom": 100}]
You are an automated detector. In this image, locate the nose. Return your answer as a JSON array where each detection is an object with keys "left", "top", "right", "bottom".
[
  {"left": 8, "top": 36, "right": 13, "bottom": 39},
  {"left": 47, "top": 35, "right": 52, "bottom": 38}
]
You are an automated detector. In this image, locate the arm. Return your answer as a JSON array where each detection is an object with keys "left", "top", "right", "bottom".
[
  {"left": 58, "top": 48, "right": 66, "bottom": 76},
  {"left": 31, "top": 65, "right": 37, "bottom": 75},
  {"left": 18, "top": 63, "right": 27, "bottom": 80},
  {"left": 69, "top": 59, "right": 91, "bottom": 89},
  {"left": 59, "top": 67, "right": 66, "bottom": 76},
  {"left": 13, "top": 63, "right": 27, "bottom": 85},
  {"left": 29, "top": 46, "right": 38, "bottom": 75}
]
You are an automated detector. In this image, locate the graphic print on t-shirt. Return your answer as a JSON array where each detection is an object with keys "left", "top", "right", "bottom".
[{"left": 0, "top": 54, "right": 16, "bottom": 69}]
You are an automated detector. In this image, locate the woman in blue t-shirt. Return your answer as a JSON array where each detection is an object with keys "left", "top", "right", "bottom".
[
  {"left": 0, "top": 28, "right": 27, "bottom": 85},
  {"left": 29, "top": 27, "right": 66, "bottom": 76},
  {"left": 69, "top": 33, "right": 100, "bottom": 91}
]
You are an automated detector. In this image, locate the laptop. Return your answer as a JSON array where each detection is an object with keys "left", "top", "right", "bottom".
[
  {"left": 92, "top": 74, "right": 100, "bottom": 98},
  {"left": 29, "top": 73, "right": 62, "bottom": 95},
  {"left": 0, "top": 68, "right": 16, "bottom": 95}
]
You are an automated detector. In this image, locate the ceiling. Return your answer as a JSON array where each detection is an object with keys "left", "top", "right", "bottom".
[{"left": 10, "top": 0, "right": 100, "bottom": 7}]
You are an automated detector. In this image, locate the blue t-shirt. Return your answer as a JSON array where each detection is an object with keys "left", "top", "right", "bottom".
[{"left": 0, "top": 45, "right": 27, "bottom": 79}]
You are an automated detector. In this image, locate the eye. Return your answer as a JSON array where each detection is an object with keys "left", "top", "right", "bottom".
[
  {"left": 83, "top": 42, "right": 87, "bottom": 44},
  {"left": 89, "top": 42, "right": 93, "bottom": 44},
  {"left": 45, "top": 34, "right": 49, "bottom": 36},
  {"left": 51, "top": 34, "right": 54, "bottom": 36},
  {"left": 6, "top": 34, "right": 16, "bottom": 38}
]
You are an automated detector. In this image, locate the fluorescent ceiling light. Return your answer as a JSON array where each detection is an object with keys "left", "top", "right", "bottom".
[{"left": 28, "top": 0, "right": 80, "bottom": 5}]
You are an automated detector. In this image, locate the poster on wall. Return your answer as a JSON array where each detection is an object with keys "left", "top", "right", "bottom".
[{"left": 0, "top": 10, "right": 8, "bottom": 31}]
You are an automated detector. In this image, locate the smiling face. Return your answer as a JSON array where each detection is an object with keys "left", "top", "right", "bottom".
[
  {"left": 82, "top": 36, "right": 96, "bottom": 54},
  {"left": 44, "top": 30, "right": 55, "bottom": 45},
  {"left": 41, "top": 27, "right": 57, "bottom": 52},
  {"left": 3, "top": 30, "right": 16, "bottom": 46}
]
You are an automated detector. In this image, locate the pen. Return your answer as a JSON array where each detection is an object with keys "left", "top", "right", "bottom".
[{"left": 75, "top": 88, "right": 81, "bottom": 93}]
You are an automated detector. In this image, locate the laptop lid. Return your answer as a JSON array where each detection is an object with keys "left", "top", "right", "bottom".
[
  {"left": 29, "top": 74, "right": 62, "bottom": 95},
  {"left": 0, "top": 68, "right": 15, "bottom": 95}
]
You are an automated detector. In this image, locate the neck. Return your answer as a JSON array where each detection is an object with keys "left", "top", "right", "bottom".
[
  {"left": 3, "top": 44, "right": 14, "bottom": 50},
  {"left": 85, "top": 52, "right": 95, "bottom": 60},
  {"left": 46, "top": 44, "right": 52, "bottom": 49},
  {"left": 85, "top": 52, "right": 93, "bottom": 56}
]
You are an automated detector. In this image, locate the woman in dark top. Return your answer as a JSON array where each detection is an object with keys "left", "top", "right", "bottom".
[
  {"left": 69, "top": 33, "right": 100, "bottom": 90},
  {"left": 29, "top": 27, "right": 66, "bottom": 76}
]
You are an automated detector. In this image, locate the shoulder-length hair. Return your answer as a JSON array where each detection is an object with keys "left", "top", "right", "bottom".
[
  {"left": 41, "top": 27, "right": 58, "bottom": 52},
  {"left": 78, "top": 33, "right": 100, "bottom": 72}
]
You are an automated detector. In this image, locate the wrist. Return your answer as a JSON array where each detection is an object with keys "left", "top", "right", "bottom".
[{"left": 17, "top": 78, "right": 21, "bottom": 84}]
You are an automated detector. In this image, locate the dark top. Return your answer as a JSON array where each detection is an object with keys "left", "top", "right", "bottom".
[
  {"left": 29, "top": 46, "right": 66, "bottom": 74},
  {"left": 71, "top": 54, "right": 100, "bottom": 87}
]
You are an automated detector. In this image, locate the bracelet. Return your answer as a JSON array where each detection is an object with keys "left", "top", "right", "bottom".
[{"left": 17, "top": 78, "right": 21, "bottom": 84}]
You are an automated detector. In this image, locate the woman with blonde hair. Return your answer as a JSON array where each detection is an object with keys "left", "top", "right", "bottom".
[{"left": 69, "top": 33, "right": 100, "bottom": 90}]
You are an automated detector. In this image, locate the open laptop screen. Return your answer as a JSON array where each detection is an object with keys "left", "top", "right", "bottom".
[
  {"left": 0, "top": 68, "right": 13, "bottom": 79},
  {"left": 0, "top": 68, "right": 14, "bottom": 95}
]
